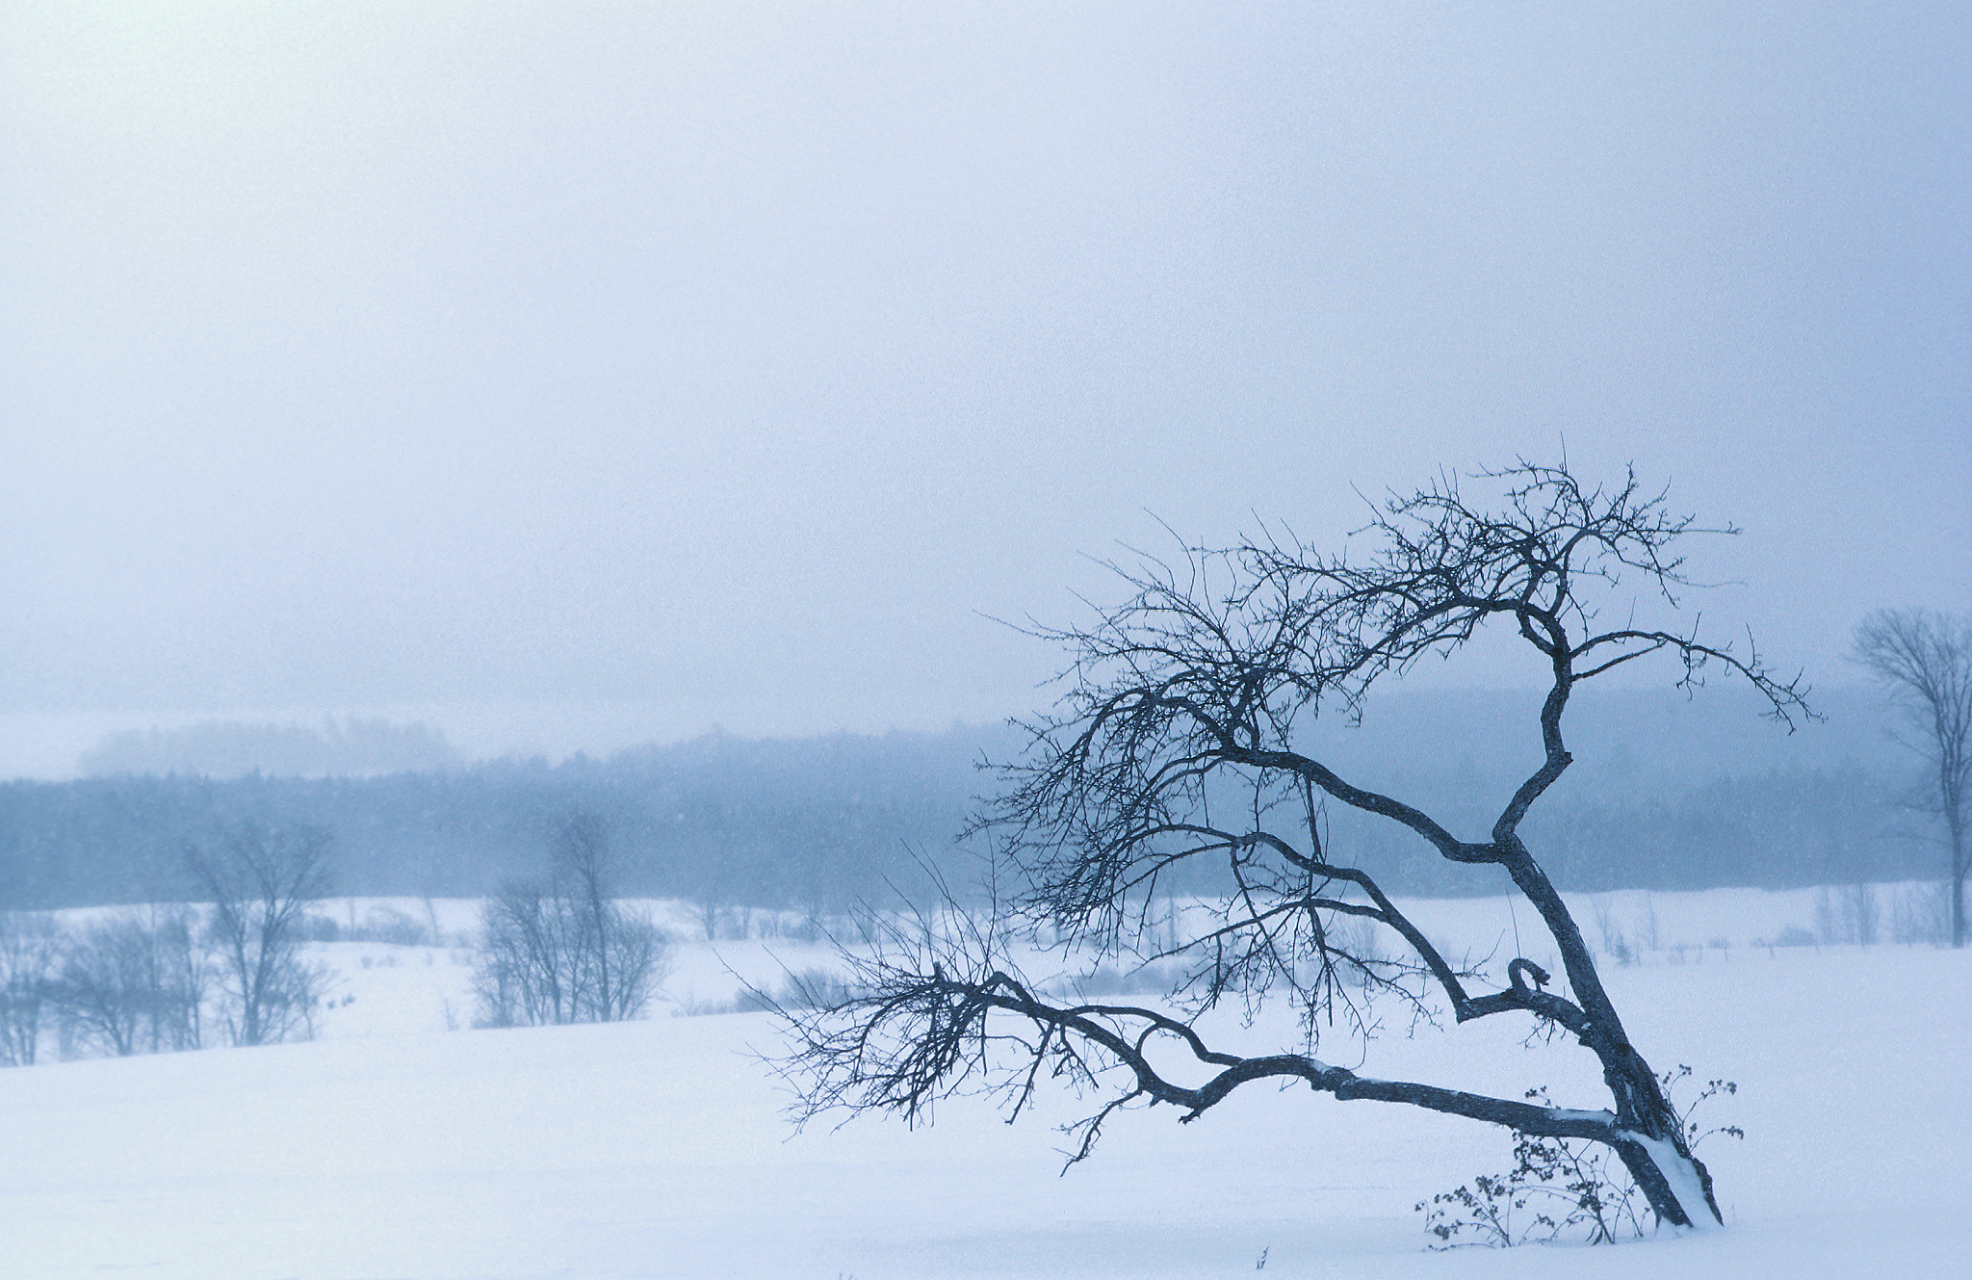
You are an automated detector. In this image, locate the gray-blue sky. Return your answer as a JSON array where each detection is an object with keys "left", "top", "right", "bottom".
[{"left": 3, "top": 1, "right": 1967, "bottom": 774}]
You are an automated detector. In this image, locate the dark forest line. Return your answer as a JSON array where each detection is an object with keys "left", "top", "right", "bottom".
[{"left": 0, "top": 688, "right": 1933, "bottom": 912}]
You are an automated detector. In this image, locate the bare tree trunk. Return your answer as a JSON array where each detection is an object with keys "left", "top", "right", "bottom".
[{"left": 1954, "top": 848, "right": 1966, "bottom": 950}]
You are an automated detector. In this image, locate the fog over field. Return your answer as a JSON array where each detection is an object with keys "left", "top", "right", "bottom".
[{"left": 2, "top": 1, "right": 1967, "bottom": 766}]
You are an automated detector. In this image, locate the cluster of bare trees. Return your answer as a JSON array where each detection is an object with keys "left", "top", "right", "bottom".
[
  {"left": 187, "top": 824, "right": 334, "bottom": 1046},
  {"left": 472, "top": 814, "right": 669, "bottom": 1027},
  {"left": 0, "top": 907, "right": 209, "bottom": 1063},
  {"left": 49, "top": 907, "right": 209, "bottom": 1057},
  {"left": 0, "top": 822, "right": 333, "bottom": 1066}
]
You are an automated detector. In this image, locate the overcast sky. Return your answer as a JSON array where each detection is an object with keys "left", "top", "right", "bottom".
[{"left": 2, "top": 2, "right": 1967, "bottom": 776}]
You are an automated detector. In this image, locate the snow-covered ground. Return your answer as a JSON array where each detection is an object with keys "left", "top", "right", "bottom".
[{"left": 5, "top": 887, "right": 1968, "bottom": 1278}]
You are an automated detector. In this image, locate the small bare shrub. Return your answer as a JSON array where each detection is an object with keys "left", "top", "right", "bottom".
[
  {"left": 292, "top": 913, "right": 343, "bottom": 943},
  {"left": 733, "top": 967, "right": 862, "bottom": 1014},
  {"left": 1418, "top": 1068, "right": 1741, "bottom": 1247},
  {"left": 1419, "top": 1126, "right": 1648, "bottom": 1248},
  {"left": 346, "top": 906, "right": 431, "bottom": 946},
  {"left": 1591, "top": 897, "right": 1633, "bottom": 967},
  {"left": 1635, "top": 897, "right": 1661, "bottom": 953}
]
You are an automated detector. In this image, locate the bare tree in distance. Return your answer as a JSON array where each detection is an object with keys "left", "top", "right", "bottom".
[
  {"left": 777, "top": 461, "right": 1810, "bottom": 1232},
  {"left": 1853, "top": 608, "right": 1972, "bottom": 947},
  {"left": 0, "top": 913, "right": 60, "bottom": 1066},
  {"left": 5, "top": 909, "right": 205, "bottom": 1064},
  {"left": 140, "top": 904, "right": 209, "bottom": 1052},
  {"left": 51, "top": 917, "right": 151, "bottom": 1056},
  {"left": 472, "top": 813, "right": 667, "bottom": 1027},
  {"left": 188, "top": 823, "right": 333, "bottom": 1047}
]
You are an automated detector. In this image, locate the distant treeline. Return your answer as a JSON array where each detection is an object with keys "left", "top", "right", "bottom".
[
  {"left": 1324, "top": 768, "right": 1917, "bottom": 896},
  {"left": 0, "top": 730, "right": 1002, "bottom": 912},
  {"left": 77, "top": 717, "right": 465, "bottom": 778},
  {"left": 0, "top": 691, "right": 1934, "bottom": 912}
]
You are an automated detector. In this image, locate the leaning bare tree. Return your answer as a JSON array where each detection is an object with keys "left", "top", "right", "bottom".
[
  {"left": 188, "top": 823, "right": 334, "bottom": 1047},
  {"left": 778, "top": 461, "right": 1808, "bottom": 1231},
  {"left": 1853, "top": 608, "right": 1971, "bottom": 946}
]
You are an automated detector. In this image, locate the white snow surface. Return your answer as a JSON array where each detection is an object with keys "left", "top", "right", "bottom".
[{"left": 5, "top": 888, "right": 1969, "bottom": 1279}]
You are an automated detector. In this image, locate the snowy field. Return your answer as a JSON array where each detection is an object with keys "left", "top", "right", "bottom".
[{"left": 4, "top": 886, "right": 1968, "bottom": 1279}]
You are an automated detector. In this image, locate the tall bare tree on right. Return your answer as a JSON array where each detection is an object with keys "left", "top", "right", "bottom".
[{"left": 1854, "top": 609, "right": 1972, "bottom": 946}]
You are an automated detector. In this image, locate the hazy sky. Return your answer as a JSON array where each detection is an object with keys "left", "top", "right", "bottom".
[{"left": 3, "top": 2, "right": 1967, "bottom": 774}]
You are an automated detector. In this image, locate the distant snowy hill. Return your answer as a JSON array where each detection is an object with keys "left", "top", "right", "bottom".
[{"left": 76, "top": 717, "right": 466, "bottom": 778}]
